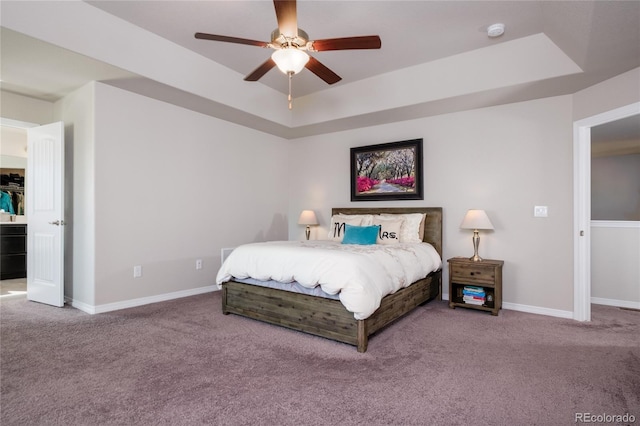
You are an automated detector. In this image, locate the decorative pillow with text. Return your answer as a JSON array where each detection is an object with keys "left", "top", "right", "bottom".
[
  {"left": 372, "top": 217, "right": 403, "bottom": 245},
  {"left": 328, "top": 216, "right": 363, "bottom": 242},
  {"left": 379, "top": 213, "right": 425, "bottom": 243}
]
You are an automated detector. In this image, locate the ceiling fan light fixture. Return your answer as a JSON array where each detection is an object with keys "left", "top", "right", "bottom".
[{"left": 271, "top": 48, "right": 309, "bottom": 75}]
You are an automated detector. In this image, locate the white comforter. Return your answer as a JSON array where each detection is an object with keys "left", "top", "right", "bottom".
[{"left": 215, "top": 240, "right": 442, "bottom": 320}]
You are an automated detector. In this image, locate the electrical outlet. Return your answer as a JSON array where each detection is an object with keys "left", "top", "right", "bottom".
[
  {"left": 196, "top": 259, "right": 202, "bottom": 270},
  {"left": 534, "top": 206, "right": 548, "bottom": 217},
  {"left": 133, "top": 265, "right": 142, "bottom": 278}
]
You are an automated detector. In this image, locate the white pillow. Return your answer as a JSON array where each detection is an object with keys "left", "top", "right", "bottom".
[
  {"left": 328, "top": 215, "right": 363, "bottom": 242},
  {"left": 334, "top": 214, "right": 373, "bottom": 226},
  {"left": 372, "top": 217, "right": 403, "bottom": 245},
  {"left": 379, "top": 213, "right": 425, "bottom": 243}
]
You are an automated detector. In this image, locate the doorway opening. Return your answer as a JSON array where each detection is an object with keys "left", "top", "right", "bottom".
[
  {"left": 0, "top": 119, "right": 35, "bottom": 301},
  {"left": 573, "top": 102, "right": 640, "bottom": 321}
]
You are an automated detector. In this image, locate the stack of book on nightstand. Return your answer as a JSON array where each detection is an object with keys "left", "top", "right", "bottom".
[{"left": 462, "top": 286, "right": 485, "bottom": 306}]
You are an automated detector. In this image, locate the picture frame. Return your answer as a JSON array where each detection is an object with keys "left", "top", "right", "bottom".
[{"left": 350, "top": 138, "right": 424, "bottom": 201}]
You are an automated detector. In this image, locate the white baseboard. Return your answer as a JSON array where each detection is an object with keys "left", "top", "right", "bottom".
[
  {"left": 591, "top": 297, "right": 640, "bottom": 310},
  {"left": 501, "top": 301, "right": 574, "bottom": 319},
  {"left": 443, "top": 293, "right": 573, "bottom": 319},
  {"left": 65, "top": 297, "right": 95, "bottom": 314},
  {"left": 70, "top": 288, "right": 585, "bottom": 318},
  {"left": 66, "top": 285, "right": 219, "bottom": 315}
]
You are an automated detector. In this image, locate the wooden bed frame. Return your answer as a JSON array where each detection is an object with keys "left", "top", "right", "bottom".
[{"left": 221, "top": 207, "right": 443, "bottom": 352}]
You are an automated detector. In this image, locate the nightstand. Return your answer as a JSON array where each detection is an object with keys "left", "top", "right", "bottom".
[{"left": 448, "top": 257, "right": 503, "bottom": 316}]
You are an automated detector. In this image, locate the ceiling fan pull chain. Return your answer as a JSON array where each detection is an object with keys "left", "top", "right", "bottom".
[{"left": 288, "top": 71, "right": 293, "bottom": 110}]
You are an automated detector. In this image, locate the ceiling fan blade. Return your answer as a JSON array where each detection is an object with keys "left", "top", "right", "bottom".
[
  {"left": 305, "top": 56, "right": 342, "bottom": 85},
  {"left": 311, "top": 36, "right": 382, "bottom": 51},
  {"left": 244, "top": 58, "right": 276, "bottom": 81},
  {"left": 273, "top": 0, "right": 298, "bottom": 39},
  {"left": 195, "top": 32, "right": 269, "bottom": 48}
]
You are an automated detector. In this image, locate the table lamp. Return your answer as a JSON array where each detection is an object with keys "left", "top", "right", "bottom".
[
  {"left": 298, "top": 210, "right": 318, "bottom": 240},
  {"left": 460, "top": 209, "right": 494, "bottom": 261}
]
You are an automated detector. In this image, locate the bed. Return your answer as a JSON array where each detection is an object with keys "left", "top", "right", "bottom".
[{"left": 218, "top": 207, "right": 443, "bottom": 352}]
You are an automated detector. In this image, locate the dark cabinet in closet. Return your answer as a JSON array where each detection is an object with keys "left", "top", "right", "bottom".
[{"left": 1, "top": 224, "right": 27, "bottom": 280}]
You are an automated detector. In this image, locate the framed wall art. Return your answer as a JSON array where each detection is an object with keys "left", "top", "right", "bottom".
[{"left": 350, "top": 138, "right": 423, "bottom": 201}]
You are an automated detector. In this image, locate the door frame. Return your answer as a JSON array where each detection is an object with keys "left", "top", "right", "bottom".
[{"left": 573, "top": 102, "right": 640, "bottom": 321}]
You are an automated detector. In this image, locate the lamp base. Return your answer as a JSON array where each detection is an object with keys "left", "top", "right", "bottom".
[
  {"left": 305, "top": 226, "right": 311, "bottom": 241},
  {"left": 469, "top": 230, "right": 484, "bottom": 261}
]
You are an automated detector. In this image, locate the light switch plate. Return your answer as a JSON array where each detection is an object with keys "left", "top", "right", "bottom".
[{"left": 534, "top": 206, "right": 548, "bottom": 217}]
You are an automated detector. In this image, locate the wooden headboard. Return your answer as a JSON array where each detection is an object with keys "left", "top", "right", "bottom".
[{"left": 332, "top": 207, "right": 443, "bottom": 258}]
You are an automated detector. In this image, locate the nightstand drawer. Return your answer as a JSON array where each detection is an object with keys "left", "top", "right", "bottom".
[{"left": 450, "top": 263, "right": 497, "bottom": 285}]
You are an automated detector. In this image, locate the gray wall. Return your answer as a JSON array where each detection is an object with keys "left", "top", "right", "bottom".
[
  {"left": 288, "top": 95, "right": 575, "bottom": 314},
  {"left": 89, "top": 83, "right": 292, "bottom": 307},
  {"left": 592, "top": 154, "right": 640, "bottom": 221}
]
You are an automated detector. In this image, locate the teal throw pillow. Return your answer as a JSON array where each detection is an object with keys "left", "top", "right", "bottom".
[{"left": 341, "top": 224, "right": 380, "bottom": 245}]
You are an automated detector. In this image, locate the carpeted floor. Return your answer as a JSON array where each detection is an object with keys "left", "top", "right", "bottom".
[
  {"left": 0, "top": 279, "right": 27, "bottom": 299},
  {"left": 1, "top": 292, "right": 638, "bottom": 425}
]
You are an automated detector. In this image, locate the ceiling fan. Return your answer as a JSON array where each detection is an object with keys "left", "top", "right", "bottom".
[{"left": 195, "top": 0, "right": 381, "bottom": 109}]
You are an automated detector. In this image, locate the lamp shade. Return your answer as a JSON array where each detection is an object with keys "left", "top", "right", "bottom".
[
  {"left": 460, "top": 209, "right": 494, "bottom": 230},
  {"left": 298, "top": 210, "right": 318, "bottom": 225},
  {"left": 272, "top": 48, "right": 310, "bottom": 74}
]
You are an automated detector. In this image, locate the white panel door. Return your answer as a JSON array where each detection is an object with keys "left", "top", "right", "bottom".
[{"left": 26, "top": 122, "right": 65, "bottom": 307}]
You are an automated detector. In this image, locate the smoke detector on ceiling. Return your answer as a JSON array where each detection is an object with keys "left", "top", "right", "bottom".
[{"left": 487, "top": 23, "right": 505, "bottom": 38}]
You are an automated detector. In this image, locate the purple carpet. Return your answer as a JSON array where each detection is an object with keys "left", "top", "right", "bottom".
[{"left": 1, "top": 292, "right": 638, "bottom": 425}]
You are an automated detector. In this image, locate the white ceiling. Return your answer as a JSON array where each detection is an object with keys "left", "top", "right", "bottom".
[
  {"left": 88, "top": 0, "right": 552, "bottom": 98},
  {"left": 1, "top": 1, "right": 639, "bottom": 139},
  {"left": 0, "top": 28, "right": 136, "bottom": 102}
]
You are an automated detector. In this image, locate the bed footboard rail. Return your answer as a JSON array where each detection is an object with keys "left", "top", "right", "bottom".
[
  {"left": 221, "top": 269, "right": 440, "bottom": 353},
  {"left": 222, "top": 281, "right": 361, "bottom": 346}
]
